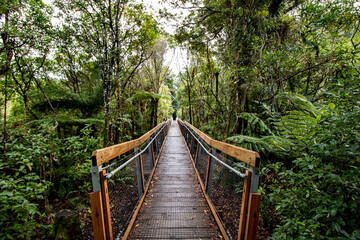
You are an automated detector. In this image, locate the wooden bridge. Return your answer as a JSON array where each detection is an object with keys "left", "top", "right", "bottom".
[{"left": 90, "top": 120, "right": 261, "bottom": 240}]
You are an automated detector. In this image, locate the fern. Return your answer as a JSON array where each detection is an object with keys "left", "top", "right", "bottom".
[
  {"left": 30, "top": 84, "right": 104, "bottom": 119},
  {"left": 27, "top": 116, "right": 104, "bottom": 127},
  {"left": 227, "top": 135, "right": 271, "bottom": 154},
  {"left": 277, "top": 110, "right": 316, "bottom": 137},
  {"left": 237, "top": 112, "right": 273, "bottom": 136},
  {"left": 227, "top": 135, "right": 293, "bottom": 160},
  {"left": 288, "top": 93, "right": 316, "bottom": 113},
  {"left": 129, "top": 90, "right": 162, "bottom": 102},
  {"left": 262, "top": 135, "right": 293, "bottom": 159}
]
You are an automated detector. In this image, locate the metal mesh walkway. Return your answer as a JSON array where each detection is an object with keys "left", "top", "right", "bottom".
[{"left": 128, "top": 121, "right": 222, "bottom": 239}]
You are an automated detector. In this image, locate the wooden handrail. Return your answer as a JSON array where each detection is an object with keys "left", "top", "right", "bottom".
[
  {"left": 92, "top": 121, "right": 169, "bottom": 166},
  {"left": 179, "top": 119, "right": 260, "bottom": 167}
]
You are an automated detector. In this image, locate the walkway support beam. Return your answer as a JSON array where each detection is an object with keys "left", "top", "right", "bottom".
[
  {"left": 245, "top": 193, "right": 261, "bottom": 240},
  {"left": 100, "top": 170, "right": 113, "bottom": 240},
  {"left": 89, "top": 192, "right": 106, "bottom": 240}
]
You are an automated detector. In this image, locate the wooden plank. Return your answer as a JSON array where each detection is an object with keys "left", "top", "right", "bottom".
[
  {"left": 184, "top": 121, "right": 260, "bottom": 167},
  {"left": 100, "top": 170, "right": 113, "bottom": 240},
  {"left": 238, "top": 170, "right": 251, "bottom": 240},
  {"left": 179, "top": 125, "right": 230, "bottom": 240},
  {"left": 92, "top": 121, "right": 166, "bottom": 166},
  {"left": 245, "top": 193, "right": 261, "bottom": 240},
  {"left": 122, "top": 121, "right": 172, "bottom": 240},
  {"left": 90, "top": 192, "right": 106, "bottom": 240},
  {"left": 128, "top": 121, "right": 221, "bottom": 239}
]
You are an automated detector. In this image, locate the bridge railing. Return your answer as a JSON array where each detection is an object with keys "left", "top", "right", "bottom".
[
  {"left": 177, "top": 119, "right": 261, "bottom": 240},
  {"left": 89, "top": 120, "right": 171, "bottom": 240}
]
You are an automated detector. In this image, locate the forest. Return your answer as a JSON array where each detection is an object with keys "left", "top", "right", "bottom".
[{"left": 0, "top": 0, "right": 359, "bottom": 239}]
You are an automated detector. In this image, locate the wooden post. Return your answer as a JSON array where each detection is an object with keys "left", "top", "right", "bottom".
[
  {"left": 154, "top": 133, "right": 158, "bottom": 153},
  {"left": 90, "top": 192, "right": 106, "bottom": 240},
  {"left": 157, "top": 134, "right": 160, "bottom": 152},
  {"left": 100, "top": 170, "right": 113, "bottom": 240},
  {"left": 190, "top": 135, "right": 193, "bottom": 153},
  {"left": 194, "top": 142, "right": 200, "bottom": 166},
  {"left": 245, "top": 193, "right": 261, "bottom": 240},
  {"left": 159, "top": 129, "right": 163, "bottom": 146},
  {"left": 139, "top": 149, "right": 145, "bottom": 192},
  {"left": 238, "top": 170, "right": 252, "bottom": 240},
  {"left": 135, "top": 147, "right": 143, "bottom": 197},
  {"left": 205, "top": 149, "right": 212, "bottom": 191},
  {"left": 150, "top": 138, "right": 155, "bottom": 166}
]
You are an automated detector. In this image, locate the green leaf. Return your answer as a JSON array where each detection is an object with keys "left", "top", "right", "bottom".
[{"left": 328, "top": 103, "right": 336, "bottom": 110}]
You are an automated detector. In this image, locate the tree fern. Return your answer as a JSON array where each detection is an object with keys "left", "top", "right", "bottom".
[
  {"left": 227, "top": 135, "right": 271, "bottom": 154},
  {"left": 27, "top": 116, "right": 104, "bottom": 127},
  {"left": 129, "top": 90, "right": 162, "bottom": 102},
  {"left": 30, "top": 84, "right": 104, "bottom": 119},
  {"left": 227, "top": 135, "right": 293, "bottom": 160},
  {"left": 237, "top": 112, "right": 273, "bottom": 136},
  {"left": 227, "top": 112, "right": 294, "bottom": 160},
  {"left": 277, "top": 110, "right": 317, "bottom": 138}
]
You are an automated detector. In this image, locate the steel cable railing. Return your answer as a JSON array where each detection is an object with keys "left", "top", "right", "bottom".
[
  {"left": 177, "top": 119, "right": 261, "bottom": 240},
  {"left": 89, "top": 120, "right": 171, "bottom": 240}
]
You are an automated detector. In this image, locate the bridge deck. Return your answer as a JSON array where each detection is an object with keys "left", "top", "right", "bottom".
[{"left": 128, "top": 121, "right": 222, "bottom": 239}]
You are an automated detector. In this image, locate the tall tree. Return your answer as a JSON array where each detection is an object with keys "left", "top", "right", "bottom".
[
  {"left": 140, "top": 39, "right": 171, "bottom": 127},
  {"left": 1, "top": 0, "right": 52, "bottom": 149},
  {"left": 56, "top": 0, "right": 159, "bottom": 146}
]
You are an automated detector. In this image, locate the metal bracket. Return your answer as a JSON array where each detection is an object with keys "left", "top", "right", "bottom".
[
  {"left": 250, "top": 166, "right": 260, "bottom": 193},
  {"left": 91, "top": 165, "right": 102, "bottom": 192}
]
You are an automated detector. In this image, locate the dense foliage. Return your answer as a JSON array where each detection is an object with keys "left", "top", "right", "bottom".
[
  {"left": 171, "top": 0, "right": 360, "bottom": 238},
  {"left": 0, "top": 0, "right": 173, "bottom": 238},
  {"left": 0, "top": 0, "right": 359, "bottom": 239}
]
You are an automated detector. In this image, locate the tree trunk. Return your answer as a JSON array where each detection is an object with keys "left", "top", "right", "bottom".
[
  {"left": 102, "top": 69, "right": 112, "bottom": 147},
  {"left": 23, "top": 94, "right": 30, "bottom": 121},
  {"left": 215, "top": 72, "right": 219, "bottom": 98},
  {"left": 154, "top": 98, "right": 159, "bottom": 127},
  {"left": 3, "top": 73, "right": 8, "bottom": 154},
  {"left": 150, "top": 99, "right": 155, "bottom": 128},
  {"left": 34, "top": 77, "right": 58, "bottom": 128},
  {"left": 113, "top": 79, "right": 123, "bottom": 144},
  {"left": 187, "top": 85, "right": 192, "bottom": 124},
  {"left": 48, "top": 210, "right": 82, "bottom": 240},
  {"left": 0, "top": 12, "right": 13, "bottom": 77}
]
